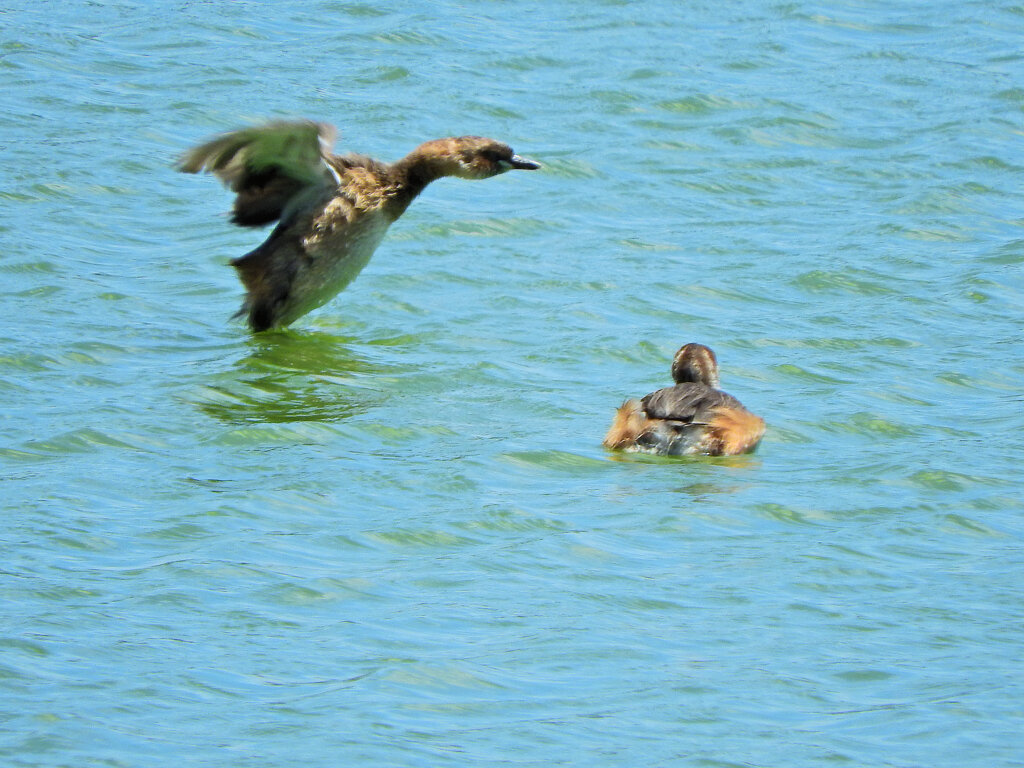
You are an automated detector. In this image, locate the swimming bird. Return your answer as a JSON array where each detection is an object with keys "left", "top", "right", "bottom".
[
  {"left": 177, "top": 120, "right": 540, "bottom": 331},
  {"left": 603, "top": 343, "right": 765, "bottom": 456}
]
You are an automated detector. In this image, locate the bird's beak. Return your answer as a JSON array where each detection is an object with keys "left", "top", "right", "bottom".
[{"left": 508, "top": 154, "right": 541, "bottom": 170}]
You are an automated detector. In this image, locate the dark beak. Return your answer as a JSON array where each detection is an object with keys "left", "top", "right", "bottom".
[{"left": 509, "top": 154, "right": 541, "bottom": 170}]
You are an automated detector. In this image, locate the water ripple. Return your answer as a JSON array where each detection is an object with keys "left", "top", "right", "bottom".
[{"left": 3, "top": 2, "right": 1024, "bottom": 767}]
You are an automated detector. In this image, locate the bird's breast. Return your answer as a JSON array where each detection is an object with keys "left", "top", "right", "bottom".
[{"left": 279, "top": 211, "right": 392, "bottom": 325}]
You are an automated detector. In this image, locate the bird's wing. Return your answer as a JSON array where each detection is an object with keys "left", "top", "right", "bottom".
[
  {"left": 640, "top": 384, "right": 741, "bottom": 424},
  {"left": 177, "top": 120, "right": 338, "bottom": 227}
]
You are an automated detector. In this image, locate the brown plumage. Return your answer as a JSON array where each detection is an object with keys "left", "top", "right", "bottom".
[
  {"left": 177, "top": 120, "right": 540, "bottom": 331},
  {"left": 603, "top": 343, "right": 765, "bottom": 457}
]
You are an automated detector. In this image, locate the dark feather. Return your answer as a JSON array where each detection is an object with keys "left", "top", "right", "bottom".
[
  {"left": 640, "top": 383, "right": 744, "bottom": 423},
  {"left": 177, "top": 120, "right": 337, "bottom": 228}
]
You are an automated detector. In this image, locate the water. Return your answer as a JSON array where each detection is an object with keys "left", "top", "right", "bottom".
[{"left": 2, "top": 1, "right": 1023, "bottom": 766}]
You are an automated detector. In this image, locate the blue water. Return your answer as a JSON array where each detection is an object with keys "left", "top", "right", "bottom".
[{"left": 3, "top": 1, "right": 1024, "bottom": 766}]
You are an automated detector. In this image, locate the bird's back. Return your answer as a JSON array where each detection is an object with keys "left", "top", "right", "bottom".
[{"left": 605, "top": 383, "right": 764, "bottom": 456}]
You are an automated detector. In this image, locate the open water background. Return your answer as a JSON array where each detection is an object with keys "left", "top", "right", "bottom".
[{"left": 2, "top": 1, "right": 1023, "bottom": 766}]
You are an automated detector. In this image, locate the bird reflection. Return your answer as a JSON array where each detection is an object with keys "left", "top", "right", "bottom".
[{"left": 192, "top": 329, "right": 392, "bottom": 424}]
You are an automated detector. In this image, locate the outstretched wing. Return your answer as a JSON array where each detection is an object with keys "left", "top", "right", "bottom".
[{"left": 177, "top": 120, "right": 338, "bottom": 227}]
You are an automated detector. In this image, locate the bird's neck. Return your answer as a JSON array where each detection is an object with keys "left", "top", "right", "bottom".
[{"left": 385, "top": 144, "right": 456, "bottom": 217}]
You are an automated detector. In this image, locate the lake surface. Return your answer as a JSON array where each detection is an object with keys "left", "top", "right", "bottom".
[{"left": 2, "top": 1, "right": 1023, "bottom": 766}]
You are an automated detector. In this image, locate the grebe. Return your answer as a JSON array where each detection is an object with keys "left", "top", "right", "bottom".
[
  {"left": 177, "top": 119, "right": 540, "bottom": 331},
  {"left": 603, "top": 343, "right": 765, "bottom": 456}
]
